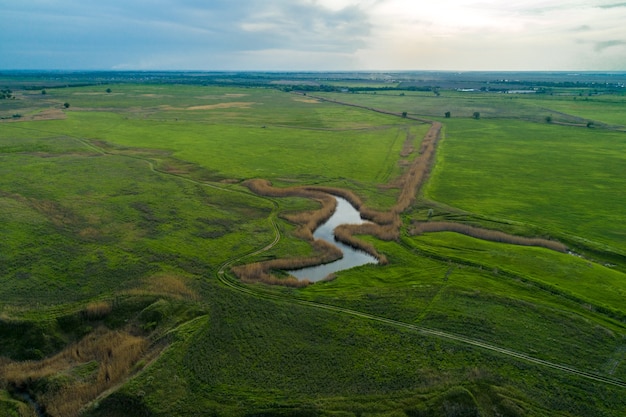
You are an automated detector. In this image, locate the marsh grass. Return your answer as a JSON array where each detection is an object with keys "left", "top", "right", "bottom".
[
  {"left": 125, "top": 274, "right": 200, "bottom": 301},
  {"left": 239, "top": 120, "right": 442, "bottom": 283},
  {"left": 424, "top": 118, "right": 626, "bottom": 254},
  {"left": 2, "top": 80, "right": 626, "bottom": 416},
  {"left": 412, "top": 221, "right": 567, "bottom": 252},
  {"left": 82, "top": 302, "right": 113, "bottom": 320},
  {"left": 1, "top": 328, "right": 149, "bottom": 417}
]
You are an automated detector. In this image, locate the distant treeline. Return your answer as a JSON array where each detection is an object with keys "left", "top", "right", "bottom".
[
  {"left": 2, "top": 70, "right": 623, "bottom": 92},
  {"left": 287, "top": 84, "right": 436, "bottom": 93}
]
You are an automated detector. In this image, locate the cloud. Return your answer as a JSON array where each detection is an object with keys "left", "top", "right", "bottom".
[
  {"left": 598, "top": 2, "right": 626, "bottom": 9},
  {"left": 237, "top": 2, "right": 370, "bottom": 52},
  {"left": 594, "top": 40, "right": 626, "bottom": 52},
  {"left": 1, "top": 0, "right": 625, "bottom": 70},
  {"left": 1, "top": 0, "right": 371, "bottom": 69}
]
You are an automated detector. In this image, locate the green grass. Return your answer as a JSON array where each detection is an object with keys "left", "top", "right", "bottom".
[
  {"left": 314, "top": 89, "right": 626, "bottom": 127},
  {"left": 2, "top": 86, "right": 428, "bottom": 208},
  {"left": 424, "top": 118, "right": 626, "bottom": 254},
  {"left": 2, "top": 80, "right": 626, "bottom": 416},
  {"left": 519, "top": 94, "right": 626, "bottom": 126},
  {"left": 0, "top": 137, "right": 274, "bottom": 308},
  {"left": 0, "top": 389, "right": 34, "bottom": 417},
  {"left": 86, "top": 283, "right": 626, "bottom": 417},
  {"left": 408, "top": 232, "right": 626, "bottom": 316},
  {"left": 298, "top": 236, "right": 626, "bottom": 376}
]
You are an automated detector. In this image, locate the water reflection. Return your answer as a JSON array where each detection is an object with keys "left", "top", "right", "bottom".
[{"left": 288, "top": 197, "right": 378, "bottom": 281}]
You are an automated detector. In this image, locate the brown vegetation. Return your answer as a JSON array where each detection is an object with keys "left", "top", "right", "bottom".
[
  {"left": 0, "top": 328, "right": 152, "bottom": 417},
  {"left": 82, "top": 301, "right": 113, "bottom": 320},
  {"left": 411, "top": 222, "right": 568, "bottom": 253},
  {"left": 239, "top": 121, "right": 443, "bottom": 285},
  {"left": 399, "top": 130, "right": 416, "bottom": 158},
  {"left": 241, "top": 107, "right": 565, "bottom": 285},
  {"left": 126, "top": 274, "right": 200, "bottom": 301},
  {"left": 186, "top": 102, "right": 256, "bottom": 111},
  {"left": 0, "top": 109, "right": 66, "bottom": 123},
  {"left": 246, "top": 179, "right": 338, "bottom": 240},
  {"left": 232, "top": 238, "right": 342, "bottom": 286}
]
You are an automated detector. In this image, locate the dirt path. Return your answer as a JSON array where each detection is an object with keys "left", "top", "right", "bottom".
[
  {"left": 305, "top": 93, "right": 434, "bottom": 124},
  {"left": 12, "top": 111, "right": 625, "bottom": 399},
  {"left": 217, "top": 257, "right": 626, "bottom": 389}
]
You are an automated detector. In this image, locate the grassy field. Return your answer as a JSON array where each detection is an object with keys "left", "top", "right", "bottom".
[
  {"left": 1, "top": 77, "right": 625, "bottom": 416},
  {"left": 424, "top": 118, "right": 626, "bottom": 255},
  {"left": 312, "top": 90, "right": 626, "bottom": 255}
]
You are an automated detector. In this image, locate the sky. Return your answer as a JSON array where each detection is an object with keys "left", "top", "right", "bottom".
[{"left": 2, "top": 0, "right": 626, "bottom": 71}]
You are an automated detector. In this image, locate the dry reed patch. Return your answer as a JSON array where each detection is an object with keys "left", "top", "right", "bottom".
[
  {"left": 243, "top": 180, "right": 390, "bottom": 282},
  {"left": 390, "top": 122, "right": 441, "bottom": 215},
  {"left": 0, "top": 328, "right": 149, "bottom": 417},
  {"left": 245, "top": 179, "right": 338, "bottom": 239},
  {"left": 1, "top": 109, "right": 67, "bottom": 123},
  {"left": 82, "top": 301, "right": 113, "bottom": 320},
  {"left": 411, "top": 221, "right": 568, "bottom": 253},
  {"left": 195, "top": 94, "right": 247, "bottom": 99},
  {"left": 32, "top": 109, "right": 67, "bottom": 121},
  {"left": 400, "top": 131, "right": 416, "bottom": 158},
  {"left": 334, "top": 224, "right": 390, "bottom": 265},
  {"left": 233, "top": 239, "right": 342, "bottom": 287},
  {"left": 186, "top": 102, "right": 256, "bottom": 111},
  {"left": 238, "top": 120, "right": 444, "bottom": 285},
  {"left": 292, "top": 97, "right": 320, "bottom": 104},
  {"left": 126, "top": 274, "right": 199, "bottom": 300},
  {"left": 72, "top": 92, "right": 110, "bottom": 96}
]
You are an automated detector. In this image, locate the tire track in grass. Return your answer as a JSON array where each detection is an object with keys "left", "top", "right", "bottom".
[
  {"left": 217, "top": 262, "right": 626, "bottom": 389},
  {"left": 74, "top": 112, "right": 625, "bottom": 391},
  {"left": 75, "top": 107, "right": 626, "bottom": 395},
  {"left": 605, "top": 343, "right": 626, "bottom": 376},
  {"left": 206, "top": 102, "right": 625, "bottom": 390},
  {"left": 11, "top": 108, "right": 626, "bottom": 391}
]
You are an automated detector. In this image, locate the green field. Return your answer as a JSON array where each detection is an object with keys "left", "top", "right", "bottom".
[
  {"left": 425, "top": 118, "right": 626, "bottom": 255},
  {"left": 1, "top": 75, "right": 625, "bottom": 417}
]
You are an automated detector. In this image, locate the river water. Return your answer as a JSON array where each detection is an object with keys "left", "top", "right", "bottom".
[{"left": 288, "top": 197, "right": 378, "bottom": 281}]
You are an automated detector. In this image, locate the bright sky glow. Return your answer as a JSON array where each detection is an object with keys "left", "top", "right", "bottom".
[{"left": 1, "top": 0, "right": 625, "bottom": 70}]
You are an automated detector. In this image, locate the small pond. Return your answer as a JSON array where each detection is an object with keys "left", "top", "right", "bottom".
[{"left": 288, "top": 197, "right": 378, "bottom": 281}]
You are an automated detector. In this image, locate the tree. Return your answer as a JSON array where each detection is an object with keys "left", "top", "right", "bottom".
[
  {"left": 473, "top": 112, "right": 480, "bottom": 120},
  {"left": 63, "top": 102, "right": 70, "bottom": 109},
  {"left": 402, "top": 111, "right": 408, "bottom": 118},
  {"left": 587, "top": 121, "right": 594, "bottom": 128},
  {"left": 42, "top": 89, "right": 47, "bottom": 95},
  {"left": 106, "top": 88, "right": 112, "bottom": 93},
  {"left": 444, "top": 111, "right": 451, "bottom": 118},
  {"left": 545, "top": 115, "right": 552, "bottom": 123}
]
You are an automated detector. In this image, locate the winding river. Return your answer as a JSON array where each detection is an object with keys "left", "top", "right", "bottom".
[{"left": 288, "top": 197, "right": 378, "bottom": 281}]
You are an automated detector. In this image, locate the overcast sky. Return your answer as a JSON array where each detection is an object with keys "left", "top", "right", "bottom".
[{"left": 2, "top": 0, "right": 625, "bottom": 71}]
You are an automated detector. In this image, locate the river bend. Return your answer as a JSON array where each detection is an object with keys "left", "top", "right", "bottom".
[{"left": 288, "top": 197, "right": 378, "bottom": 281}]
